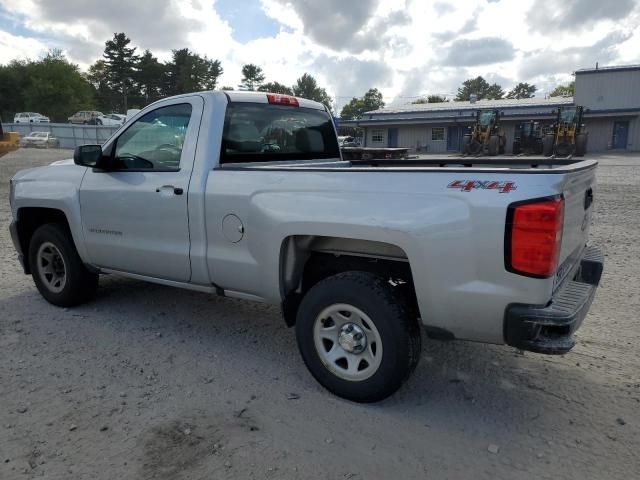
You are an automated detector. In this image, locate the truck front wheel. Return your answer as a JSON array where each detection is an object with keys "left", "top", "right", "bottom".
[
  {"left": 28, "top": 223, "right": 98, "bottom": 307},
  {"left": 295, "top": 271, "right": 421, "bottom": 402}
]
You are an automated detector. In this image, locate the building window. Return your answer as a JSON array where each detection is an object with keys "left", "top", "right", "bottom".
[
  {"left": 431, "top": 127, "right": 445, "bottom": 141},
  {"left": 371, "top": 129, "right": 384, "bottom": 143}
]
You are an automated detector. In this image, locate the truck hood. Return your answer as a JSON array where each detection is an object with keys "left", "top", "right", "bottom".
[
  {"left": 11, "top": 159, "right": 82, "bottom": 183},
  {"left": 51, "top": 158, "right": 75, "bottom": 166}
]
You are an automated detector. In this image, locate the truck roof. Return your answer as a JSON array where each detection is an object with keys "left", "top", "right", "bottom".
[{"left": 224, "top": 90, "right": 328, "bottom": 111}]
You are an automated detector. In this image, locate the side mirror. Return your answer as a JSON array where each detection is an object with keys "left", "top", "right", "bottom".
[{"left": 74, "top": 144, "right": 104, "bottom": 168}]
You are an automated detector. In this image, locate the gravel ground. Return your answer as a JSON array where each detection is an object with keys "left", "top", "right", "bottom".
[{"left": 1, "top": 148, "right": 638, "bottom": 480}]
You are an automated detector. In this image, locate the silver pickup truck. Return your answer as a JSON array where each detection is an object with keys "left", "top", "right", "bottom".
[{"left": 9, "top": 91, "right": 603, "bottom": 402}]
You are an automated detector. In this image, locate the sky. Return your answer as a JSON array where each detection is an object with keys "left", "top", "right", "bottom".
[{"left": 0, "top": 0, "right": 639, "bottom": 110}]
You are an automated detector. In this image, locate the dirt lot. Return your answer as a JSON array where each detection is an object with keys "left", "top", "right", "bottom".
[{"left": 1, "top": 148, "right": 638, "bottom": 480}]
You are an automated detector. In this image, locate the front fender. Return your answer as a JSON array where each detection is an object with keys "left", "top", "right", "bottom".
[{"left": 11, "top": 164, "right": 89, "bottom": 263}]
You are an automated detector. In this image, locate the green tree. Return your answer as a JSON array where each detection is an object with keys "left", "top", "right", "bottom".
[
  {"left": 86, "top": 59, "right": 118, "bottom": 112},
  {"left": 258, "top": 81, "right": 293, "bottom": 95},
  {"left": 549, "top": 81, "right": 575, "bottom": 97},
  {"left": 455, "top": 76, "right": 504, "bottom": 101},
  {"left": 239, "top": 64, "right": 265, "bottom": 91},
  {"left": 103, "top": 33, "right": 139, "bottom": 111},
  {"left": 6, "top": 51, "right": 94, "bottom": 121},
  {"left": 136, "top": 50, "right": 165, "bottom": 105},
  {"left": 292, "top": 73, "right": 333, "bottom": 111},
  {"left": 506, "top": 82, "right": 537, "bottom": 99},
  {"left": 340, "top": 88, "right": 385, "bottom": 119},
  {"left": 0, "top": 60, "right": 29, "bottom": 121},
  {"left": 412, "top": 94, "right": 447, "bottom": 104},
  {"left": 164, "top": 48, "right": 223, "bottom": 95}
]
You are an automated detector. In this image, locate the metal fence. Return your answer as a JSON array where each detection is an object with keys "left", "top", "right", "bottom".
[{"left": 4, "top": 123, "right": 121, "bottom": 149}]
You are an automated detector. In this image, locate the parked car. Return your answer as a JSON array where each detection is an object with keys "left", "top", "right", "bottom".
[
  {"left": 68, "top": 111, "right": 104, "bottom": 125},
  {"left": 20, "top": 131, "right": 59, "bottom": 148},
  {"left": 14, "top": 112, "right": 50, "bottom": 123},
  {"left": 100, "top": 113, "right": 127, "bottom": 126},
  {"left": 338, "top": 135, "right": 360, "bottom": 147},
  {"left": 126, "top": 109, "right": 141, "bottom": 121},
  {"left": 9, "top": 91, "right": 603, "bottom": 403}
]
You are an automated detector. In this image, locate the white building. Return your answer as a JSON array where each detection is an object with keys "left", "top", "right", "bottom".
[{"left": 341, "top": 64, "right": 640, "bottom": 153}]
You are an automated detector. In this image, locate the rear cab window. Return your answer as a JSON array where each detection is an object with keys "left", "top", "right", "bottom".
[{"left": 220, "top": 101, "right": 339, "bottom": 164}]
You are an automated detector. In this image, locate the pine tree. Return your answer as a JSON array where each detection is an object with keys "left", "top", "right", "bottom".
[
  {"left": 292, "top": 73, "right": 333, "bottom": 111},
  {"left": 239, "top": 64, "right": 266, "bottom": 91},
  {"left": 103, "top": 33, "right": 139, "bottom": 111}
]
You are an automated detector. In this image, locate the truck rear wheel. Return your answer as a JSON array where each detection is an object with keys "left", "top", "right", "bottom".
[
  {"left": 542, "top": 134, "right": 554, "bottom": 156},
  {"left": 555, "top": 140, "right": 574, "bottom": 157},
  {"left": 575, "top": 133, "right": 588, "bottom": 157},
  {"left": 462, "top": 134, "right": 471, "bottom": 154},
  {"left": 488, "top": 135, "right": 499, "bottom": 156},
  {"left": 512, "top": 141, "right": 521, "bottom": 155},
  {"left": 295, "top": 271, "right": 421, "bottom": 403},
  {"left": 28, "top": 223, "right": 98, "bottom": 307},
  {"left": 468, "top": 140, "right": 482, "bottom": 155}
]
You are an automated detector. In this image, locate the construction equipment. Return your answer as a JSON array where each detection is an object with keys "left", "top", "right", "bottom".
[
  {"left": 542, "top": 106, "right": 588, "bottom": 157},
  {"left": 462, "top": 109, "right": 506, "bottom": 156},
  {"left": 512, "top": 121, "right": 544, "bottom": 155},
  {"left": 0, "top": 121, "right": 20, "bottom": 158}
]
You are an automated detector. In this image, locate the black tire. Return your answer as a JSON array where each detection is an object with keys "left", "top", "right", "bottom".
[
  {"left": 512, "top": 141, "right": 521, "bottom": 155},
  {"left": 468, "top": 140, "right": 482, "bottom": 155},
  {"left": 575, "top": 133, "right": 587, "bottom": 157},
  {"left": 295, "top": 271, "right": 421, "bottom": 403},
  {"left": 83, "top": 121, "right": 88, "bottom": 125},
  {"left": 96, "top": 119, "right": 102, "bottom": 126},
  {"left": 542, "top": 134, "right": 554, "bottom": 156},
  {"left": 462, "top": 134, "right": 471, "bottom": 154},
  {"left": 28, "top": 223, "right": 98, "bottom": 307},
  {"left": 555, "top": 140, "right": 574, "bottom": 157},
  {"left": 488, "top": 135, "right": 499, "bottom": 156},
  {"left": 534, "top": 140, "right": 544, "bottom": 155}
]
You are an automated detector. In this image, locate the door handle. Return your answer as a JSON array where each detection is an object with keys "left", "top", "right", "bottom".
[{"left": 156, "top": 185, "right": 184, "bottom": 195}]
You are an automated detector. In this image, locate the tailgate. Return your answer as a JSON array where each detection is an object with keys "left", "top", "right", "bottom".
[{"left": 556, "top": 165, "right": 596, "bottom": 283}]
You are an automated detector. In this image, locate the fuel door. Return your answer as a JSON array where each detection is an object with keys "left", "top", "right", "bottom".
[{"left": 222, "top": 214, "right": 244, "bottom": 243}]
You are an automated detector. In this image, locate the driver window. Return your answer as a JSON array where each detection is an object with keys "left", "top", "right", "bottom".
[{"left": 113, "top": 103, "right": 192, "bottom": 170}]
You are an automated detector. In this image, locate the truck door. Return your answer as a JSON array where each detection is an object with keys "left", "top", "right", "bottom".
[{"left": 79, "top": 96, "right": 204, "bottom": 282}]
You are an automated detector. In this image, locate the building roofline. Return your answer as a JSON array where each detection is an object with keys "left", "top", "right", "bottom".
[
  {"left": 338, "top": 107, "right": 640, "bottom": 128},
  {"left": 575, "top": 64, "right": 640, "bottom": 75},
  {"left": 360, "top": 97, "right": 574, "bottom": 117}
]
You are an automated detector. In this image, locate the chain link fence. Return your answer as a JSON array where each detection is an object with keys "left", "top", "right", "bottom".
[{"left": 4, "top": 123, "right": 121, "bottom": 149}]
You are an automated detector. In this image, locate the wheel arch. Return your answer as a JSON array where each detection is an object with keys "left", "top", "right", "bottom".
[
  {"left": 279, "top": 235, "right": 418, "bottom": 327},
  {"left": 15, "top": 207, "right": 73, "bottom": 274}
]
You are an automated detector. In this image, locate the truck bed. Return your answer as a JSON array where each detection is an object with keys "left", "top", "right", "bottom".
[{"left": 221, "top": 156, "right": 597, "bottom": 172}]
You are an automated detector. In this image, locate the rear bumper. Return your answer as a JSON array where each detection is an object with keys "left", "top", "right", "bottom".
[{"left": 504, "top": 245, "right": 604, "bottom": 354}]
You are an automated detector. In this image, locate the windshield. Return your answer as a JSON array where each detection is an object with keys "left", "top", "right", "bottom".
[
  {"left": 31, "top": 132, "right": 47, "bottom": 138},
  {"left": 559, "top": 107, "right": 577, "bottom": 123},
  {"left": 221, "top": 103, "right": 339, "bottom": 163},
  {"left": 478, "top": 111, "right": 495, "bottom": 126}
]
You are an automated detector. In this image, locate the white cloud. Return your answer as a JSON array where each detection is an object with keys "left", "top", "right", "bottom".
[
  {"left": 0, "top": 30, "right": 48, "bottom": 63},
  {"left": 0, "top": 0, "right": 639, "bottom": 110}
]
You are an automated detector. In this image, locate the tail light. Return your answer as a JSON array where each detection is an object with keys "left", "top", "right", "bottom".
[
  {"left": 506, "top": 197, "right": 564, "bottom": 277},
  {"left": 267, "top": 94, "right": 299, "bottom": 107}
]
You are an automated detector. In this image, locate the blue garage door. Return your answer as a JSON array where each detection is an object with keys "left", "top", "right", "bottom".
[
  {"left": 447, "top": 126, "right": 463, "bottom": 151},
  {"left": 387, "top": 128, "right": 398, "bottom": 147},
  {"left": 612, "top": 121, "right": 629, "bottom": 149}
]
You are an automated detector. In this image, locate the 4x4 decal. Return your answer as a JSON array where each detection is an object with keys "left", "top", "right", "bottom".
[{"left": 447, "top": 180, "right": 516, "bottom": 193}]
